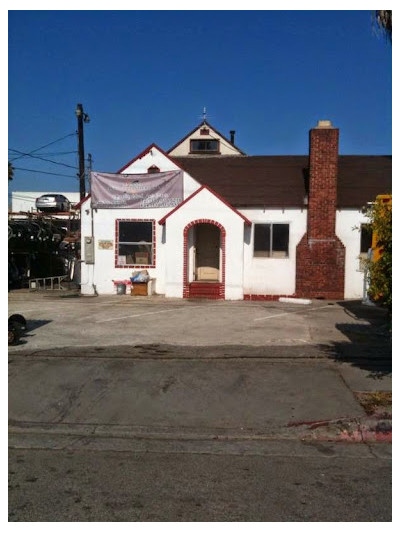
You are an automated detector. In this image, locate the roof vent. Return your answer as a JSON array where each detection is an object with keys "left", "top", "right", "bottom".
[{"left": 316, "top": 120, "right": 333, "bottom": 128}]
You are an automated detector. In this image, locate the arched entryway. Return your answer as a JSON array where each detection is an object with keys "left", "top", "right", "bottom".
[
  {"left": 183, "top": 219, "right": 226, "bottom": 299},
  {"left": 195, "top": 223, "right": 220, "bottom": 281}
]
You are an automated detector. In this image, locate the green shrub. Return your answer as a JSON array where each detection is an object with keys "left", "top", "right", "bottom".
[{"left": 363, "top": 196, "right": 392, "bottom": 320}]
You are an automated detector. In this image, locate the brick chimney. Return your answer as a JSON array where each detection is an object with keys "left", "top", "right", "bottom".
[
  {"left": 295, "top": 120, "right": 345, "bottom": 299},
  {"left": 308, "top": 121, "right": 338, "bottom": 238}
]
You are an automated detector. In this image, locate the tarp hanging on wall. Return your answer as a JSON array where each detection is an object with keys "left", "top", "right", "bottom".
[{"left": 91, "top": 170, "right": 183, "bottom": 209}]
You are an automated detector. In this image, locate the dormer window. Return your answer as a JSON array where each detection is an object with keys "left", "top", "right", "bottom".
[
  {"left": 147, "top": 165, "right": 160, "bottom": 173},
  {"left": 190, "top": 139, "right": 220, "bottom": 154}
]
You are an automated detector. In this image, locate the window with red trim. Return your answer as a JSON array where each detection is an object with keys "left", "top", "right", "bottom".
[{"left": 116, "top": 220, "right": 154, "bottom": 266}]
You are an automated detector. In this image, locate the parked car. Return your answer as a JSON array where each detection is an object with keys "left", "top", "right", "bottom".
[{"left": 36, "top": 194, "right": 71, "bottom": 212}]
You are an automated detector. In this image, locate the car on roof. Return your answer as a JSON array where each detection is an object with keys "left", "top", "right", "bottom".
[{"left": 35, "top": 194, "right": 71, "bottom": 212}]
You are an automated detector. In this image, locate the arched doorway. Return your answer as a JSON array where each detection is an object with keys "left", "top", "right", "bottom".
[
  {"left": 195, "top": 223, "right": 220, "bottom": 281},
  {"left": 183, "top": 220, "right": 226, "bottom": 299}
]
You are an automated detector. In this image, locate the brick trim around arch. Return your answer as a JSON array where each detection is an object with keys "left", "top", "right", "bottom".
[{"left": 183, "top": 219, "right": 226, "bottom": 299}]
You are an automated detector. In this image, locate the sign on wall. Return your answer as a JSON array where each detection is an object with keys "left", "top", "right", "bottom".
[
  {"left": 91, "top": 170, "right": 183, "bottom": 209},
  {"left": 98, "top": 240, "right": 114, "bottom": 250}
]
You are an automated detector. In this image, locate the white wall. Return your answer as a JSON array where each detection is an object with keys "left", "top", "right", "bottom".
[
  {"left": 240, "top": 208, "right": 307, "bottom": 296},
  {"left": 81, "top": 188, "right": 248, "bottom": 299},
  {"left": 81, "top": 146, "right": 202, "bottom": 295},
  {"left": 11, "top": 192, "right": 81, "bottom": 213},
  {"left": 336, "top": 209, "right": 368, "bottom": 299},
  {"left": 80, "top": 199, "right": 170, "bottom": 295},
  {"left": 162, "top": 187, "right": 246, "bottom": 300}
]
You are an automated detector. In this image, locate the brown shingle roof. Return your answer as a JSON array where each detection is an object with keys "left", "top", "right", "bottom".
[
  {"left": 337, "top": 156, "right": 392, "bottom": 208},
  {"left": 172, "top": 155, "right": 391, "bottom": 209}
]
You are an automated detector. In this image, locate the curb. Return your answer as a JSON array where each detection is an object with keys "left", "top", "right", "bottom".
[{"left": 9, "top": 417, "right": 392, "bottom": 445}]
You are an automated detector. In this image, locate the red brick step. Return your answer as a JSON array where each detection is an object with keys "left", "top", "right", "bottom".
[{"left": 188, "top": 282, "right": 223, "bottom": 299}]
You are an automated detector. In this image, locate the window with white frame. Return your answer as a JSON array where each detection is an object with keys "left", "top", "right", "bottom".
[
  {"left": 254, "top": 223, "right": 289, "bottom": 258},
  {"left": 117, "top": 220, "right": 154, "bottom": 266}
]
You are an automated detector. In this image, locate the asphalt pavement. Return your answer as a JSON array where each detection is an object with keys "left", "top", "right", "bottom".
[{"left": 9, "top": 444, "right": 391, "bottom": 521}]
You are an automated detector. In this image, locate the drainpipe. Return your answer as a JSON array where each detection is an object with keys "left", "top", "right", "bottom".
[
  {"left": 87, "top": 159, "right": 97, "bottom": 296},
  {"left": 242, "top": 221, "right": 247, "bottom": 300},
  {"left": 90, "top": 203, "right": 98, "bottom": 296}
]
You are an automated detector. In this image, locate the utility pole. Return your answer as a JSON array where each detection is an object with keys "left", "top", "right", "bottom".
[{"left": 75, "top": 103, "right": 90, "bottom": 200}]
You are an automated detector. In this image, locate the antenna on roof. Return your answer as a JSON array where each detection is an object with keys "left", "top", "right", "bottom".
[{"left": 200, "top": 107, "right": 208, "bottom": 123}]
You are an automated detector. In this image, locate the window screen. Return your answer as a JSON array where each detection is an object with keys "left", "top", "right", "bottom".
[
  {"left": 272, "top": 224, "right": 289, "bottom": 255},
  {"left": 254, "top": 223, "right": 289, "bottom": 258},
  {"left": 190, "top": 139, "right": 219, "bottom": 152},
  {"left": 254, "top": 224, "right": 271, "bottom": 255}
]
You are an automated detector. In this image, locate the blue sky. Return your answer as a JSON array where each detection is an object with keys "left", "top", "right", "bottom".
[{"left": 8, "top": 9, "right": 392, "bottom": 195}]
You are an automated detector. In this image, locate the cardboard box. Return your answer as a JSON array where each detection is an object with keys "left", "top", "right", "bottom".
[
  {"left": 135, "top": 252, "right": 149, "bottom": 264},
  {"left": 131, "top": 283, "right": 148, "bottom": 296}
]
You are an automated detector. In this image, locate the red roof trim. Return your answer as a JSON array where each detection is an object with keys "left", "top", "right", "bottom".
[
  {"left": 158, "top": 184, "right": 251, "bottom": 226},
  {"left": 117, "top": 143, "right": 185, "bottom": 174},
  {"left": 75, "top": 194, "right": 91, "bottom": 209}
]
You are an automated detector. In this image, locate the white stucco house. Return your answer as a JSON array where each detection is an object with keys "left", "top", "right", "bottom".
[{"left": 80, "top": 120, "right": 391, "bottom": 300}]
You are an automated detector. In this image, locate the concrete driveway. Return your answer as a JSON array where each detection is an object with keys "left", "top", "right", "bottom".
[{"left": 8, "top": 290, "right": 372, "bottom": 351}]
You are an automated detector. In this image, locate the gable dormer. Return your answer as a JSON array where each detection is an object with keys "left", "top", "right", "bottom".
[{"left": 167, "top": 120, "right": 245, "bottom": 157}]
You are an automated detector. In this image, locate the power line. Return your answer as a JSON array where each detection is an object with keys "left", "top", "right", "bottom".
[
  {"left": 13, "top": 167, "right": 79, "bottom": 179},
  {"left": 30, "top": 151, "right": 77, "bottom": 156},
  {"left": 9, "top": 149, "right": 77, "bottom": 156},
  {"left": 9, "top": 148, "right": 78, "bottom": 169},
  {"left": 9, "top": 132, "right": 77, "bottom": 162},
  {"left": 208, "top": 131, "right": 242, "bottom": 154}
]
